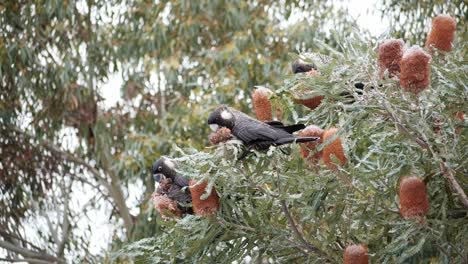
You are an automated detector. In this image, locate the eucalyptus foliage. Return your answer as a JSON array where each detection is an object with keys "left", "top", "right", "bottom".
[
  {"left": 1, "top": 0, "right": 466, "bottom": 263},
  {"left": 0, "top": 0, "right": 355, "bottom": 262}
]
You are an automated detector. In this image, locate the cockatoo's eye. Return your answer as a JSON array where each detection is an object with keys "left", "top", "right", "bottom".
[
  {"left": 158, "top": 166, "right": 162, "bottom": 171},
  {"left": 210, "top": 124, "right": 219, "bottom": 131}
]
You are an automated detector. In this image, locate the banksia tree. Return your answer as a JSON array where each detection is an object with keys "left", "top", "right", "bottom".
[
  {"left": 252, "top": 87, "right": 282, "bottom": 121},
  {"left": 343, "top": 244, "right": 369, "bottom": 264},
  {"left": 377, "top": 39, "right": 405, "bottom": 78},
  {"left": 113, "top": 14, "right": 466, "bottom": 264},
  {"left": 426, "top": 15, "right": 457, "bottom": 54},
  {"left": 298, "top": 125, "right": 324, "bottom": 164},
  {"left": 399, "top": 176, "right": 429, "bottom": 219},
  {"left": 209, "top": 127, "right": 233, "bottom": 145},
  {"left": 292, "top": 69, "right": 325, "bottom": 110},
  {"left": 152, "top": 193, "right": 182, "bottom": 220},
  {"left": 321, "top": 127, "right": 347, "bottom": 170},
  {"left": 400, "top": 46, "right": 432, "bottom": 94},
  {"left": 189, "top": 180, "right": 220, "bottom": 217}
]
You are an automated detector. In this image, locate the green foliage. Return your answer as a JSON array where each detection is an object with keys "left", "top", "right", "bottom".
[
  {"left": 116, "top": 30, "right": 467, "bottom": 263},
  {"left": 380, "top": 0, "right": 467, "bottom": 45},
  {"left": 1, "top": 0, "right": 466, "bottom": 263}
]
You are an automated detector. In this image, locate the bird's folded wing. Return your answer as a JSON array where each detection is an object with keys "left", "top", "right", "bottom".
[
  {"left": 167, "top": 186, "right": 192, "bottom": 203},
  {"left": 174, "top": 175, "right": 190, "bottom": 187},
  {"left": 235, "top": 121, "right": 290, "bottom": 144}
]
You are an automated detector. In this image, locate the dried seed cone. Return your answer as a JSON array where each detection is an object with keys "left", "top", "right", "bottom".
[
  {"left": 399, "top": 176, "right": 429, "bottom": 219},
  {"left": 378, "top": 39, "right": 405, "bottom": 79},
  {"left": 209, "top": 127, "right": 232, "bottom": 145},
  {"left": 151, "top": 193, "right": 182, "bottom": 220},
  {"left": 425, "top": 15, "right": 457, "bottom": 54},
  {"left": 400, "top": 47, "right": 432, "bottom": 94},
  {"left": 293, "top": 70, "right": 324, "bottom": 110},
  {"left": 322, "top": 128, "right": 346, "bottom": 170},
  {"left": 189, "top": 180, "right": 220, "bottom": 217},
  {"left": 252, "top": 87, "right": 275, "bottom": 121},
  {"left": 299, "top": 125, "right": 324, "bottom": 163},
  {"left": 344, "top": 244, "right": 369, "bottom": 264}
]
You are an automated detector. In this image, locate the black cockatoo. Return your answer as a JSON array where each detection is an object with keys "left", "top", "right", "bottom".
[
  {"left": 208, "top": 106, "right": 317, "bottom": 158},
  {"left": 291, "top": 56, "right": 366, "bottom": 104},
  {"left": 151, "top": 157, "right": 192, "bottom": 214}
]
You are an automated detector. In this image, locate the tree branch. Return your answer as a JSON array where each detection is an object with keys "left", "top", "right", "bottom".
[
  {"left": 280, "top": 200, "right": 333, "bottom": 262},
  {"left": 10, "top": 127, "right": 135, "bottom": 238},
  {"left": 0, "top": 240, "right": 64, "bottom": 263},
  {"left": 438, "top": 162, "right": 468, "bottom": 209},
  {"left": 0, "top": 258, "right": 53, "bottom": 264},
  {"left": 382, "top": 102, "right": 468, "bottom": 209},
  {"left": 274, "top": 171, "right": 333, "bottom": 262}
]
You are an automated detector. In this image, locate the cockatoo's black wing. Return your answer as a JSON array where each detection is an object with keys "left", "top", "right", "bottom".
[
  {"left": 166, "top": 185, "right": 192, "bottom": 204},
  {"left": 264, "top": 121, "right": 305, "bottom": 134},
  {"left": 173, "top": 174, "right": 190, "bottom": 188},
  {"left": 233, "top": 119, "right": 293, "bottom": 145}
]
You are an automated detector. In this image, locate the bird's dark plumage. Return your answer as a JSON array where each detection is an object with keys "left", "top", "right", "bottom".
[
  {"left": 292, "top": 59, "right": 316, "bottom": 74},
  {"left": 208, "top": 106, "right": 317, "bottom": 152},
  {"left": 151, "top": 157, "right": 192, "bottom": 214}
]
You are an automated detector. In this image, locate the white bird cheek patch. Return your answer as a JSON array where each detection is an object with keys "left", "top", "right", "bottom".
[
  {"left": 164, "top": 160, "right": 176, "bottom": 169},
  {"left": 210, "top": 124, "right": 219, "bottom": 131},
  {"left": 221, "top": 110, "right": 233, "bottom": 120}
]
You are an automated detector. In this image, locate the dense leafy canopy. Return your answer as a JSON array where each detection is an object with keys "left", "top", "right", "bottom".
[{"left": 0, "top": 0, "right": 466, "bottom": 263}]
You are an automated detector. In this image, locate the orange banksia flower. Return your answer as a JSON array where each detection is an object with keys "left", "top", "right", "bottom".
[
  {"left": 344, "top": 244, "right": 369, "bottom": 264},
  {"left": 151, "top": 193, "right": 182, "bottom": 220},
  {"left": 252, "top": 87, "right": 282, "bottom": 121},
  {"left": 426, "top": 15, "right": 457, "bottom": 54},
  {"left": 293, "top": 69, "right": 324, "bottom": 110},
  {"left": 400, "top": 46, "right": 432, "bottom": 94},
  {"left": 399, "top": 176, "right": 429, "bottom": 219},
  {"left": 298, "top": 125, "right": 324, "bottom": 163},
  {"left": 378, "top": 39, "right": 405, "bottom": 79},
  {"left": 189, "top": 180, "right": 220, "bottom": 217},
  {"left": 321, "top": 127, "right": 346, "bottom": 170},
  {"left": 433, "top": 111, "right": 465, "bottom": 134},
  {"left": 454, "top": 111, "right": 464, "bottom": 134},
  {"left": 209, "top": 127, "right": 232, "bottom": 145}
]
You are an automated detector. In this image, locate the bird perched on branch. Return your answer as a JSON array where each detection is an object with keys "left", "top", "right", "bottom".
[
  {"left": 151, "top": 157, "right": 192, "bottom": 214},
  {"left": 208, "top": 105, "right": 318, "bottom": 158},
  {"left": 292, "top": 56, "right": 366, "bottom": 104}
]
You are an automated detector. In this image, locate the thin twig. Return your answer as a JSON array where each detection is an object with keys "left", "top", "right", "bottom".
[
  {"left": 382, "top": 102, "right": 468, "bottom": 209},
  {"left": 275, "top": 172, "right": 333, "bottom": 262},
  {"left": 432, "top": 240, "right": 451, "bottom": 261},
  {"left": 438, "top": 162, "right": 468, "bottom": 209},
  {"left": 0, "top": 258, "right": 52, "bottom": 264}
]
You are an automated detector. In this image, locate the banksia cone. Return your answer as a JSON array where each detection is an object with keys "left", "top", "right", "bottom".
[
  {"left": 322, "top": 127, "right": 346, "bottom": 170},
  {"left": 433, "top": 111, "right": 464, "bottom": 134},
  {"left": 298, "top": 125, "right": 324, "bottom": 163},
  {"left": 425, "top": 15, "right": 457, "bottom": 54},
  {"left": 209, "top": 127, "right": 232, "bottom": 145},
  {"left": 399, "top": 176, "right": 429, "bottom": 219},
  {"left": 293, "top": 70, "right": 324, "bottom": 110},
  {"left": 400, "top": 47, "right": 432, "bottom": 94},
  {"left": 252, "top": 87, "right": 282, "bottom": 121},
  {"left": 378, "top": 39, "right": 405, "bottom": 79},
  {"left": 343, "top": 244, "right": 369, "bottom": 264},
  {"left": 454, "top": 111, "right": 464, "bottom": 134},
  {"left": 189, "top": 180, "right": 220, "bottom": 217},
  {"left": 151, "top": 193, "right": 182, "bottom": 220}
]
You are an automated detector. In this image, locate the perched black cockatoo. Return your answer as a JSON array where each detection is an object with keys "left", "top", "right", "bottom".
[
  {"left": 208, "top": 106, "right": 318, "bottom": 158},
  {"left": 151, "top": 157, "right": 192, "bottom": 214},
  {"left": 292, "top": 59, "right": 316, "bottom": 74}
]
